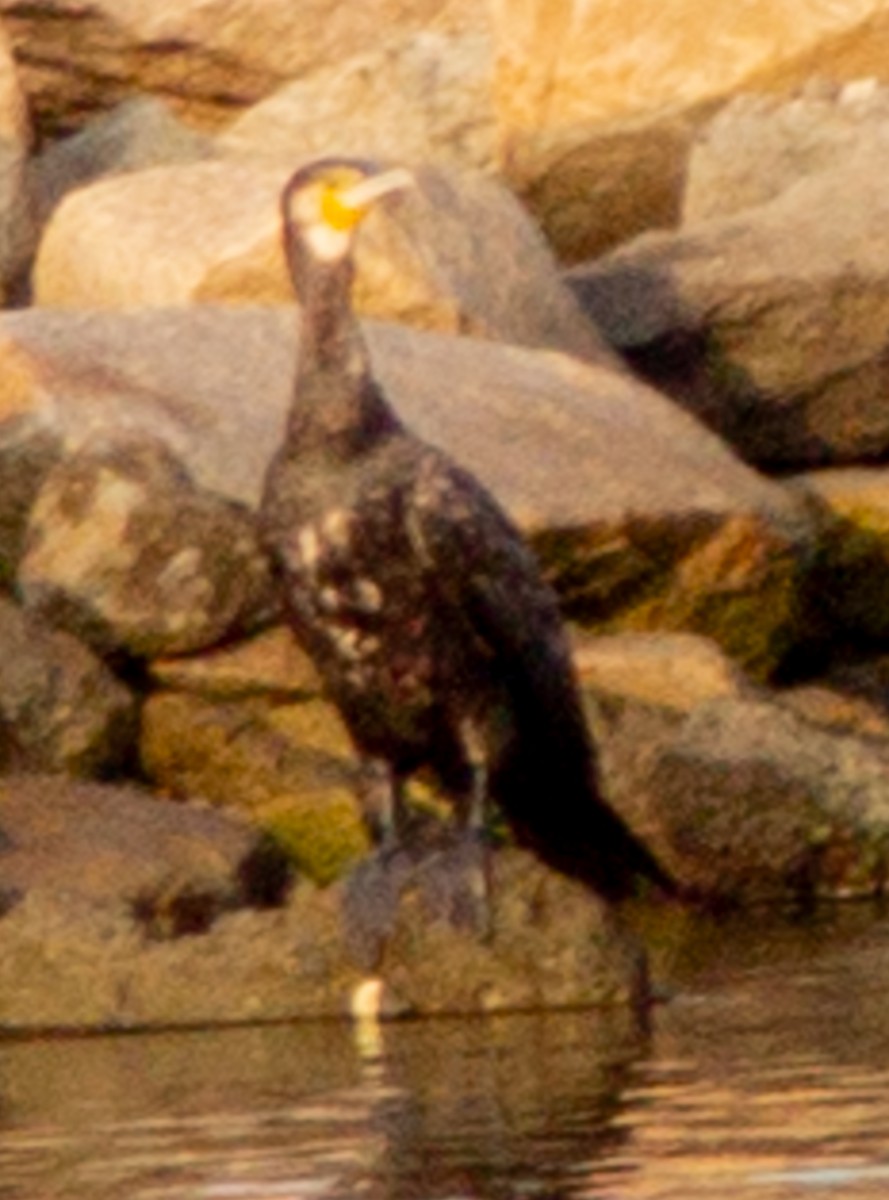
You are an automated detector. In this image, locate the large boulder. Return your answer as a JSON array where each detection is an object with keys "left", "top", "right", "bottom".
[
  {"left": 0, "top": 306, "right": 812, "bottom": 675},
  {"left": 684, "top": 80, "right": 889, "bottom": 223},
  {"left": 18, "top": 433, "right": 274, "bottom": 658},
  {"left": 0, "top": 594, "right": 135, "bottom": 775},
  {"left": 0, "top": 0, "right": 478, "bottom": 137},
  {"left": 219, "top": 30, "right": 496, "bottom": 173},
  {"left": 29, "top": 95, "right": 214, "bottom": 229},
  {"left": 569, "top": 148, "right": 889, "bottom": 469},
  {"left": 33, "top": 159, "right": 612, "bottom": 365},
  {"left": 0, "top": 828, "right": 644, "bottom": 1030},
  {"left": 571, "top": 629, "right": 889, "bottom": 903},
  {"left": 614, "top": 696, "right": 889, "bottom": 901},
  {"left": 0, "top": 774, "right": 289, "bottom": 924},
  {"left": 492, "top": 0, "right": 889, "bottom": 259}
]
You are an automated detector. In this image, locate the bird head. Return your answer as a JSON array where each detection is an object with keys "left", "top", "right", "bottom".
[{"left": 281, "top": 158, "right": 415, "bottom": 266}]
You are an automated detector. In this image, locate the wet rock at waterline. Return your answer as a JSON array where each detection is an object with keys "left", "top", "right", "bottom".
[{"left": 0, "top": 784, "right": 643, "bottom": 1031}]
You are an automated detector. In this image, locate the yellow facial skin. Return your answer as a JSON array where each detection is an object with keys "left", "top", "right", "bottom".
[
  {"left": 320, "top": 184, "right": 366, "bottom": 232},
  {"left": 319, "top": 167, "right": 415, "bottom": 232}
]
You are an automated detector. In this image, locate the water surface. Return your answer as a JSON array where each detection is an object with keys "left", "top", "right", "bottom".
[{"left": 2, "top": 906, "right": 889, "bottom": 1199}]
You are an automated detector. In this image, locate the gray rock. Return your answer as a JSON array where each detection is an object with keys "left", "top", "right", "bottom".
[
  {"left": 0, "top": 773, "right": 289, "bottom": 924},
  {"left": 0, "top": 306, "right": 813, "bottom": 675},
  {"left": 18, "top": 432, "right": 275, "bottom": 658},
  {"left": 0, "top": 594, "right": 135, "bottom": 775},
  {"left": 569, "top": 148, "right": 889, "bottom": 468},
  {"left": 30, "top": 95, "right": 214, "bottom": 228},
  {"left": 629, "top": 697, "right": 889, "bottom": 901}
]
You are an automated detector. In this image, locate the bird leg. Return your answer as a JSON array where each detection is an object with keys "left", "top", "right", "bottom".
[
  {"left": 453, "top": 718, "right": 489, "bottom": 834},
  {"left": 446, "top": 718, "right": 493, "bottom": 940},
  {"left": 355, "top": 757, "right": 408, "bottom": 848},
  {"left": 343, "top": 758, "right": 412, "bottom": 972}
]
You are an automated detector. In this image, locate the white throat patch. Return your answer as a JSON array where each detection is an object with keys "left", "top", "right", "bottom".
[{"left": 305, "top": 221, "right": 353, "bottom": 263}]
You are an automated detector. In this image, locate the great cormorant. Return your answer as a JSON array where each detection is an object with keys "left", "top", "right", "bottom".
[{"left": 259, "top": 157, "right": 676, "bottom": 903}]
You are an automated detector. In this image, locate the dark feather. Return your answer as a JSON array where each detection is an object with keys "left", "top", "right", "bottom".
[{"left": 260, "top": 158, "right": 677, "bottom": 903}]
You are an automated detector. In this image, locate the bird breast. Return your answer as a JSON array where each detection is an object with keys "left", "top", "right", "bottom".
[{"left": 280, "top": 500, "right": 442, "bottom": 710}]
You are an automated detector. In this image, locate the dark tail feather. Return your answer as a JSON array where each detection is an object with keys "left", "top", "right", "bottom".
[{"left": 489, "top": 703, "right": 677, "bottom": 902}]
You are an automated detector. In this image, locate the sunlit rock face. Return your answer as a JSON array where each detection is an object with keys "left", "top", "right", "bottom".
[{"left": 491, "top": 0, "right": 889, "bottom": 259}]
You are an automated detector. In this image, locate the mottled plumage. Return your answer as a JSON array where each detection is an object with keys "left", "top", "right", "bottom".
[{"left": 259, "top": 157, "right": 675, "bottom": 902}]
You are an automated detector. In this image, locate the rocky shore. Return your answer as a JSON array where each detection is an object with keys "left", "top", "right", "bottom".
[{"left": 4, "top": 0, "right": 889, "bottom": 1029}]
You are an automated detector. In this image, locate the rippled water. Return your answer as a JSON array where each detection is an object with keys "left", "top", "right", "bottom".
[{"left": 3, "top": 906, "right": 889, "bottom": 1199}]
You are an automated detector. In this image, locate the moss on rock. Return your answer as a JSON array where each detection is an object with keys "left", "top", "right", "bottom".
[{"left": 140, "top": 690, "right": 369, "bottom": 884}]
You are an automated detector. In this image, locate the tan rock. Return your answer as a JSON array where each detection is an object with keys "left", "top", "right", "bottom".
[
  {"left": 778, "top": 683, "right": 889, "bottom": 741},
  {"left": 34, "top": 161, "right": 286, "bottom": 310},
  {"left": 684, "top": 81, "right": 889, "bottom": 223},
  {"left": 786, "top": 655, "right": 889, "bottom": 739},
  {"left": 220, "top": 30, "right": 496, "bottom": 173},
  {"left": 33, "top": 159, "right": 612, "bottom": 364},
  {"left": 491, "top": 0, "right": 889, "bottom": 258},
  {"left": 0, "top": 306, "right": 812, "bottom": 675},
  {"left": 569, "top": 150, "right": 889, "bottom": 468},
  {"left": 140, "top": 689, "right": 369, "bottom": 885},
  {"left": 150, "top": 624, "right": 321, "bottom": 700},
  {"left": 0, "top": 0, "right": 478, "bottom": 136},
  {"left": 574, "top": 630, "right": 751, "bottom": 716},
  {"left": 0, "top": 843, "right": 644, "bottom": 1030}
]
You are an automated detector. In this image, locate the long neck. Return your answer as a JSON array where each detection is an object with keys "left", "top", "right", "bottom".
[{"left": 285, "top": 229, "right": 402, "bottom": 462}]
